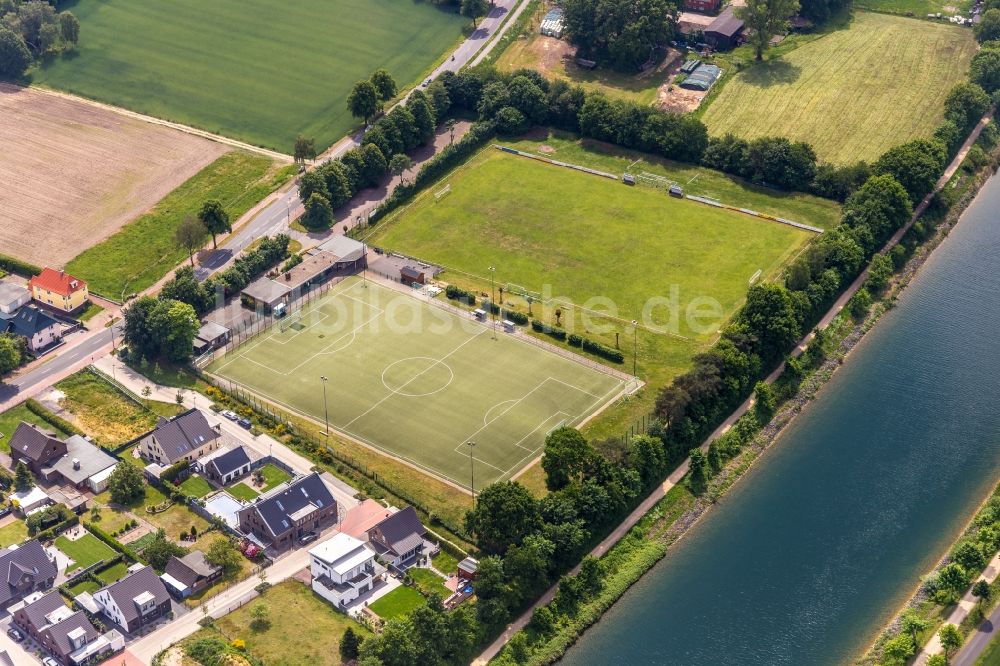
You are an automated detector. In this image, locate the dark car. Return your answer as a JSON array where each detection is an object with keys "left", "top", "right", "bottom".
[
  {"left": 299, "top": 531, "right": 319, "bottom": 545},
  {"left": 237, "top": 418, "right": 252, "bottom": 429}
]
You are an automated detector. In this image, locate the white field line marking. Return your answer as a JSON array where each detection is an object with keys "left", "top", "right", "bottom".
[
  {"left": 501, "top": 412, "right": 576, "bottom": 477},
  {"left": 453, "top": 377, "right": 554, "bottom": 455},
  {"left": 343, "top": 328, "right": 487, "bottom": 429},
  {"left": 511, "top": 411, "right": 573, "bottom": 453},
  {"left": 483, "top": 399, "right": 520, "bottom": 425}
]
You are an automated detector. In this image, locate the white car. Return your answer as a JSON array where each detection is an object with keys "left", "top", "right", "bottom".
[
  {"left": 222, "top": 410, "right": 238, "bottom": 421},
  {"left": 43, "top": 658, "right": 59, "bottom": 666}
]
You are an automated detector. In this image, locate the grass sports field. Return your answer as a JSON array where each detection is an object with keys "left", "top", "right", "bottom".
[
  {"left": 370, "top": 147, "right": 815, "bottom": 338},
  {"left": 208, "top": 278, "right": 626, "bottom": 489},
  {"left": 702, "top": 12, "right": 976, "bottom": 165},
  {"left": 32, "top": 0, "right": 464, "bottom": 152}
]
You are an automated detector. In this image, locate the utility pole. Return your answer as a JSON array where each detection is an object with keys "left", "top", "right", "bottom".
[
  {"left": 632, "top": 320, "right": 639, "bottom": 377},
  {"left": 489, "top": 266, "right": 497, "bottom": 340},
  {"left": 467, "top": 440, "right": 477, "bottom": 505},
  {"left": 320, "top": 375, "right": 330, "bottom": 439}
]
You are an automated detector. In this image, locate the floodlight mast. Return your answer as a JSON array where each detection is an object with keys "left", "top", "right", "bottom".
[
  {"left": 320, "top": 375, "right": 330, "bottom": 439},
  {"left": 489, "top": 266, "right": 497, "bottom": 340}
]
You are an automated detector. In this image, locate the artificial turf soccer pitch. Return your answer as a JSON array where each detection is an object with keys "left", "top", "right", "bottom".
[
  {"left": 31, "top": 0, "right": 465, "bottom": 152},
  {"left": 208, "top": 278, "right": 628, "bottom": 489}
]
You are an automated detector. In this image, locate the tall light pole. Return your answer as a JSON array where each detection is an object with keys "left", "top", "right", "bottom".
[
  {"left": 320, "top": 376, "right": 330, "bottom": 439},
  {"left": 362, "top": 240, "right": 368, "bottom": 289},
  {"left": 631, "top": 320, "right": 639, "bottom": 377},
  {"left": 467, "top": 440, "right": 477, "bottom": 505},
  {"left": 488, "top": 266, "right": 497, "bottom": 340}
]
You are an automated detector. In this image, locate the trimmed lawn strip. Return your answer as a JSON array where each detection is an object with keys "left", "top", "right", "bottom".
[
  {"left": 702, "top": 12, "right": 976, "bottom": 164},
  {"left": 226, "top": 483, "right": 259, "bottom": 502},
  {"left": 0, "top": 520, "right": 28, "bottom": 548},
  {"left": 32, "top": 0, "right": 465, "bottom": 152},
  {"left": 95, "top": 561, "right": 130, "bottom": 585},
  {"left": 409, "top": 567, "right": 451, "bottom": 599},
  {"left": 66, "top": 153, "right": 291, "bottom": 298},
  {"left": 55, "top": 533, "right": 117, "bottom": 572},
  {"left": 256, "top": 464, "right": 291, "bottom": 491},
  {"left": 67, "top": 579, "right": 101, "bottom": 596},
  {"left": 432, "top": 552, "right": 459, "bottom": 576},
  {"left": 191, "top": 580, "right": 370, "bottom": 665},
  {"left": 369, "top": 585, "right": 427, "bottom": 620},
  {"left": 179, "top": 475, "right": 214, "bottom": 499}
]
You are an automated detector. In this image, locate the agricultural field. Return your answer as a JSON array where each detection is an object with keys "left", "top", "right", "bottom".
[
  {"left": 208, "top": 278, "right": 626, "bottom": 489},
  {"left": 368, "top": 143, "right": 820, "bottom": 439},
  {"left": 855, "top": 0, "right": 971, "bottom": 16},
  {"left": 702, "top": 12, "right": 977, "bottom": 164},
  {"left": 31, "top": 0, "right": 466, "bottom": 152},
  {"left": 66, "top": 152, "right": 292, "bottom": 299},
  {"left": 0, "top": 84, "right": 226, "bottom": 268}
]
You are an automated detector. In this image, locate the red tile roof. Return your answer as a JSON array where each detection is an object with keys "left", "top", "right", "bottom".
[
  {"left": 99, "top": 650, "right": 145, "bottom": 666},
  {"left": 28, "top": 268, "right": 87, "bottom": 297}
]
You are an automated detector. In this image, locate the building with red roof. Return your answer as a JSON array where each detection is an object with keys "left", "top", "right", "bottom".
[{"left": 28, "top": 268, "right": 89, "bottom": 314}]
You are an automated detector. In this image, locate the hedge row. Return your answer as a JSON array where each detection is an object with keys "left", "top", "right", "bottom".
[
  {"left": 83, "top": 521, "right": 142, "bottom": 564},
  {"left": 25, "top": 399, "right": 87, "bottom": 437},
  {"left": 0, "top": 253, "right": 41, "bottom": 279},
  {"left": 569, "top": 334, "right": 625, "bottom": 363},
  {"left": 532, "top": 319, "right": 567, "bottom": 341},
  {"left": 445, "top": 284, "right": 477, "bottom": 305}
]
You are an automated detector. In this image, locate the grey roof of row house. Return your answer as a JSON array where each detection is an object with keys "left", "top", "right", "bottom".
[
  {"left": 42, "top": 610, "right": 98, "bottom": 658},
  {"left": 43, "top": 436, "right": 117, "bottom": 485},
  {"left": 18, "top": 590, "right": 68, "bottom": 632},
  {"left": 97, "top": 566, "right": 170, "bottom": 627},
  {"left": 0, "top": 541, "right": 57, "bottom": 607},
  {"left": 242, "top": 473, "right": 335, "bottom": 538},
  {"left": 9, "top": 422, "right": 62, "bottom": 463},
  {"left": 146, "top": 409, "right": 219, "bottom": 464}
]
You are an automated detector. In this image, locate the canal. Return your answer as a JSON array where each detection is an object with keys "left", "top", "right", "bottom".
[{"left": 564, "top": 176, "right": 1000, "bottom": 665}]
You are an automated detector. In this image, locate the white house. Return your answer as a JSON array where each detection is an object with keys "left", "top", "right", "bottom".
[
  {"left": 310, "top": 533, "right": 383, "bottom": 608},
  {"left": 92, "top": 566, "right": 171, "bottom": 634}
]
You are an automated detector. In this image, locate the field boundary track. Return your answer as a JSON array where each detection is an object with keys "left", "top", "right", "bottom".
[{"left": 29, "top": 85, "right": 293, "bottom": 161}]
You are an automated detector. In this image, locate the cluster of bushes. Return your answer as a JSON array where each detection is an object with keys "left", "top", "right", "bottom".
[
  {"left": 568, "top": 334, "right": 625, "bottom": 363},
  {"left": 108, "top": 518, "right": 140, "bottom": 539},
  {"left": 480, "top": 300, "right": 531, "bottom": 325},
  {"left": 182, "top": 636, "right": 263, "bottom": 666},
  {"left": 0, "top": 0, "right": 80, "bottom": 78},
  {"left": 298, "top": 87, "right": 441, "bottom": 230},
  {"left": 26, "top": 503, "right": 77, "bottom": 539},
  {"left": 531, "top": 319, "right": 568, "bottom": 341},
  {"left": 160, "top": 460, "right": 191, "bottom": 485},
  {"left": 445, "top": 284, "right": 477, "bottom": 305},
  {"left": 280, "top": 253, "right": 303, "bottom": 273}
]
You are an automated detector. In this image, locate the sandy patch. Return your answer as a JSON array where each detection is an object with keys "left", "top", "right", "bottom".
[{"left": 0, "top": 84, "right": 228, "bottom": 267}]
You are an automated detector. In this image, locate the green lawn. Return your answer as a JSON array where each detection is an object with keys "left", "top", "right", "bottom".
[
  {"left": 369, "top": 585, "right": 427, "bottom": 620},
  {"left": 190, "top": 580, "right": 369, "bottom": 665},
  {"left": 702, "top": 12, "right": 977, "bottom": 164},
  {"left": 66, "top": 152, "right": 291, "bottom": 299},
  {"left": 0, "top": 520, "right": 28, "bottom": 548},
  {"left": 67, "top": 579, "right": 102, "bottom": 596},
  {"left": 31, "top": 0, "right": 465, "bottom": 152},
  {"left": 209, "top": 278, "right": 625, "bottom": 489},
  {"left": 0, "top": 404, "right": 71, "bottom": 453},
  {"left": 432, "top": 551, "right": 460, "bottom": 576},
  {"left": 56, "top": 369, "right": 180, "bottom": 446},
  {"left": 55, "top": 533, "right": 117, "bottom": 572},
  {"left": 856, "top": 0, "right": 971, "bottom": 15},
  {"left": 409, "top": 567, "right": 451, "bottom": 600},
  {"left": 94, "top": 561, "right": 131, "bottom": 585},
  {"left": 367, "top": 145, "right": 816, "bottom": 439},
  {"left": 978, "top": 629, "right": 1000, "bottom": 665},
  {"left": 227, "top": 483, "right": 259, "bottom": 502},
  {"left": 179, "top": 475, "right": 214, "bottom": 499},
  {"left": 77, "top": 302, "right": 105, "bottom": 323},
  {"left": 144, "top": 504, "right": 211, "bottom": 543},
  {"left": 255, "top": 464, "right": 292, "bottom": 491}
]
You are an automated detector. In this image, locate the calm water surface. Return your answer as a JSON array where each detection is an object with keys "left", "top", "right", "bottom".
[{"left": 564, "top": 176, "right": 1000, "bottom": 665}]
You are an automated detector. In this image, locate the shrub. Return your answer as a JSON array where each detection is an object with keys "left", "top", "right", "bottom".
[
  {"left": 445, "top": 284, "right": 477, "bottom": 306},
  {"left": 531, "top": 319, "right": 567, "bottom": 341}
]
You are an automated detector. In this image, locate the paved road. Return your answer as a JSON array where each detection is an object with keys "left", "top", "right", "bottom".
[
  {"left": 956, "top": 599, "right": 1000, "bottom": 666},
  {"left": 472, "top": 110, "right": 996, "bottom": 666}
]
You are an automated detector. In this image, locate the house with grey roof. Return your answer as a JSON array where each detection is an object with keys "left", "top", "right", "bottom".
[
  {"left": 366, "top": 506, "right": 427, "bottom": 568},
  {"left": 9, "top": 422, "right": 118, "bottom": 493},
  {"left": 9, "top": 422, "right": 67, "bottom": 476},
  {"left": 2, "top": 306, "right": 62, "bottom": 353},
  {"left": 161, "top": 551, "right": 222, "bottom": 598},
  {"left": 198, "top": 446, "right": 251, "bottom": 485},
  {"left": 93, "top": 565, "right": 171, "bottom": 634},
  {"left": 0, "top": 540, "right": 57, "bottom": 609},
  {"left": 237, "top": 473, "right": 338, "bottom": 550},
  {"left": 15, "top": 593, "right": 117, "bottom": 666},
  {"left": 138, "top": 409, "right": 223, "bottom": 466},
  {"left": 13, "top": 590, "right": 71, "bottom": 644}
]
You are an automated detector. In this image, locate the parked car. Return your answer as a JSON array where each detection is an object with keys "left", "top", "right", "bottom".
[
  {"left": 222, "top": 410, "right": 238, "bottom": 421},
  {"left": 0, "top": 505, "right": 12, "bottom": 519},
  {"left": 299, "top": 531, "right": 319, "bottom": 545},
  {"left": 6, "top": 627, "right": 22, "bottom": 642},
  {"left": 237, "top": 418, "right": 252, "bottom": 429},
  {"left": 43, "top": 658, "right": 59, "bottom": 666}
]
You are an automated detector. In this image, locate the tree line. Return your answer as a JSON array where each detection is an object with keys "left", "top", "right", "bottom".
[{"left": 0, "top": 0, "right": 79, "bottom": 77}]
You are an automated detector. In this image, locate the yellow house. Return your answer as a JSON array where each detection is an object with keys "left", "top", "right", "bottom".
[{"left": 28, "top": 268, "right": 89, "bottom": 313}]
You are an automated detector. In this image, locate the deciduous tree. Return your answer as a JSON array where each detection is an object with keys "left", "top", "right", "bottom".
[
  {"left": 108, "top": 461, "right": 145, "bottom": 505},
  {"left": 541, "top": 427, "right": 594, "bottom": 491},
  {"left": 738, "top": 0, "right": 800, "bottom": 60},
  {"left": 465, "top": 481, "right": 541, "bottom": 554},
  {"left": 174, "top": 215, "right": 206, "bottom": 267},
  {"left": 302, "top": 193, "right": 333, "bottom": 230},
  {"left": 348, "top": 80, "right": 379, "bottom": 125},
  {"left": 198, "top": 200, "right": 231, "bottom": 250},
  {"left": 461, "top": 0, "right": 489, "bottom": 29},
  {"left": 370, "top": 68, "right": 397, "bottom": 104},
  {"left": 293, "top": 135, "right": 316, "bottom": 163},
  {"left": 0, "top": 27, "right": 31, "bottom": 77}
]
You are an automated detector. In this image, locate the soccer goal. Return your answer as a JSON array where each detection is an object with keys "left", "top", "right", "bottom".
[{"left": 279, "top": 312, "right": 304, "bottom": 333}]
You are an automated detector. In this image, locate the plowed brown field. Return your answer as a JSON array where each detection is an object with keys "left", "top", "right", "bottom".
[{"left": 0, "top": 84, "right": 227, "bottom": 267}]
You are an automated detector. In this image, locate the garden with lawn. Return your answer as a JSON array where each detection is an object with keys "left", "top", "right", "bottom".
[
  {"left": 186, "top": 580, "right": 369, "bottom": 665},
  {"left": 0, "top": 403, "right": 71, "bottom": 453},
  {"left": 228, "top": 463, "right": 292, "bottom": 500},
  {"left": 55, "top": 532, "right": 117, "bottom": 572},
  {"left": 179, "top": 475, "right": 214, "bottom": 499},
  {"left": 409, "top": 567, "right": 451, "bottom": 600},
  {"left": 369, "top": 585, "right": 428, "bottom": 620},
  {"left": 0, "top": 520, "right": 28, "bottom": 548}
]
